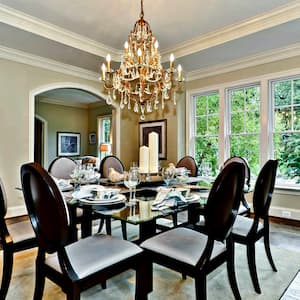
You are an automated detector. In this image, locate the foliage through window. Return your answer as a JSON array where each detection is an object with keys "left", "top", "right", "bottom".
[
  {"left": 272, "top": 77, "right": 300, "bottom": 185},
  {"left": 228, "top": 85, "right": 260, "bottom": 176},
  {"left": 193, "top": 92, "right": 219, "bottom": 175}
]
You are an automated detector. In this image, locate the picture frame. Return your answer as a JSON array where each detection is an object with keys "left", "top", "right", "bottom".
[
  {"left": 139, "top": 119, "right": 167, "bottom": 159},
  {"left": 57, "top": 132, "right": 80, "bottom": 156},
  {"left": 88, "top": 132, "right": 97, "bottom": 144}
]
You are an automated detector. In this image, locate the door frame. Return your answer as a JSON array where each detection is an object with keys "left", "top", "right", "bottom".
[{"left": 29, "top": 82, "right": 120, "bottom": 163}]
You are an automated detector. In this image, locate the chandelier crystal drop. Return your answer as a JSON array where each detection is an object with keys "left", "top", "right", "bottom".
[{"left": 100, "top": 0, "right": 183, "bottom": 120}]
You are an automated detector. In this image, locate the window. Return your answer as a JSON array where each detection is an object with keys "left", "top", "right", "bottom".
[
  {"left": 193, "top": 92, "right": 219, "bottom": 175},
  {"left": 271, "top": 77, "right": 300, "bottom": 186},
  {"left": 97, "top": 115, "right": 112, "bottom": 158},
  {"left": 228, "top": 85, "right": 260, "bottom": 176},
  {"left": 189, "top": 72, "right": 300, "bottom": 189}
]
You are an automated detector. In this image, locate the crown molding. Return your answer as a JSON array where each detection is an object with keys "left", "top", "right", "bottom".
[
  {"left": 0, "top": 3, "right": 121, "bottom": 61},
  {"left": 1, "top": 2, "right": 300, "bottom": 64},
  {"left": 37, "top": 97, "right": 89, "bottom": 109},
  {"left": 161, "top": 1, "right": 300, "bottom": 61},
  {"left": 0, "top": 45, "right": 101, "bottom": 81},
  {"left": 186, "top": 42, "right": 300, "bottom": 81}
]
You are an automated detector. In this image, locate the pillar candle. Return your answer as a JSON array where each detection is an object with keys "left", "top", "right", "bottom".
[
  {"left": 149, "top": 131, "right": 159, "bottom": 173},
  {"left": 139, "top": 146, "right": 149, "bottom": 173}
]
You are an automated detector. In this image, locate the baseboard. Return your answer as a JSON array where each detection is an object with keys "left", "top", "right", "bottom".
[
  {"left": 6, "top": 205, "right": 28, "bottom": 218},
  {"left": 269, "top": 206, "right": 300, "bottom": 221}
]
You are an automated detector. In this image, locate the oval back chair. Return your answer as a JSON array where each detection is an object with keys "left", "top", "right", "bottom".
[
  {"left": 99, "top": 155, "right": 124, "bottom": 178},
  {"left": 48, "top": 157, "right": 77, "bottom": 180},
  {"left": 232, "top": 159, "right": 278, "bottom": 294},
  {"left": 20, "top": 162, "right": 150, "bottom": 299},
  {"left": 0, "top": 177, "right": 36, "bottom": 299},
  {"left": 176, "top": 156, "right": 198, "bottom": 177},
  {"left": 141, "top": 161, "right": 245, "bottom": 300},
  {"left": 223, "top": 156, "right": 251, "bottom": 216}
]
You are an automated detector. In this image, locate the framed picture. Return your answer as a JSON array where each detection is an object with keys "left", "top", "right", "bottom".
[
  {"left": 88, "top": 132, "right": 96, "bottom": 144},
  {"left": 139, "top": 119, "right": 167, "bottom": 159},
  {"left": 57, "top": 132, "right": 80, "bottom": 156}
]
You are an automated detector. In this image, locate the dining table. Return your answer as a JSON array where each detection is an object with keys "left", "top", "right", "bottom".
[{"left": 63, "top": 180, "right": 210, "bottom": 244}]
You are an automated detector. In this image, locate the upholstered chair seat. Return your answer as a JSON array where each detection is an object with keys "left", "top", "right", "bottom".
[{"left": 45, "top": 234, "right": 142, "bottom": 279}]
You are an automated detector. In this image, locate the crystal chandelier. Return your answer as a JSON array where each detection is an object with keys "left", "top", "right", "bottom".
[{"left": 101, "top": 0, "right": 183, "bottom": 120}]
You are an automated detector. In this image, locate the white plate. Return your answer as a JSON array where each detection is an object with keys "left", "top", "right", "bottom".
[{"left": 79, "top": 194, "right": 126, "bottom": 205}]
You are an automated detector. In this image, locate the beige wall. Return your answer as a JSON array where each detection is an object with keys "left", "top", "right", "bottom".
[
  {"left": 0, "top": 58, "right": 105, "bottom": 216},
  {"left": 35, "top": 101, "right": 89, "bottom": 167}
]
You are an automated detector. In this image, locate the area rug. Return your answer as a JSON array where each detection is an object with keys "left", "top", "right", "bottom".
[
  {"left": 4, "top": 223, "right": 300, "bottom": 300},
  {"left": 280, "top": 270, "right": 300, "bottom": 300}
]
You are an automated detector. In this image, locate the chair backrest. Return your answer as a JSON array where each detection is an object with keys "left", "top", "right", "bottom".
[
  {"left": 21, "top": 162, "right": 70, "bottom": 253},
  {"left": 48, "top": 157, "right": 77, "bottom": 179},
  {"left": 253, "top": 159, "right": 278, "bottom": 219},
  {"left": 176, "top": 156, "right": 198, "bottom": 177},
  {"left": 99, "top": 155, "right": 124, "bottom": 178},
  {"left": 0, "top": 177, "right": 7, "bottom": 219},
  {"left": 205, "top": 161, "right": 245, "bottom": 241},
  {"left": 223, "top": 156, "right": 251, "bottom": 190}
]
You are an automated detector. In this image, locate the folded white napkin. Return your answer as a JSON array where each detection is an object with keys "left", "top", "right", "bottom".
[
  {"left": 152, "top": 188, "right": 186, "bottom": 210},
  {"left": 72, "top": 189, "right": 93, "bottom": 199}
]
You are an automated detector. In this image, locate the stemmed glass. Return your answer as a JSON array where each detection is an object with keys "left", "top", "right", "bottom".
[
  {"left": 162, "top": 167, "right": 175, "bottom": 187},
  {"left": 123, "top": 168, "right": 140, "bottom": 205}
]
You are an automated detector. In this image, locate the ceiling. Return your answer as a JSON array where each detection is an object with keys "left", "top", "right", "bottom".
[{"left": 1, "top": 0, "right": 300, "bottom": 104}]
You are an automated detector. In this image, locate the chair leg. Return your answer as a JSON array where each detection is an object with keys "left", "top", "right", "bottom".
[
  {"left": 121, "top": 220, "right": 127, "bottom": 240},
  {"left": 247, "top": 243, "right": 261, "bottom": 294},
  {"left": 263, "top": 226, "right": 277, "bottom": 272},
  {"left": 105, "top": 217, "right": 112, "bottom": 235},
  {"left": 172, "top": 213, "right": 178, "bottom": 227},
  {"left": 97, "top": 218, "right": 105, "bottom": 233},
  {"left": 67, "top": 284, "right": 80, "bottom": 300},
  {"left": 0, "top": 247, "right": 13, "bottom": 299},
  {"left": 226, "top": 239, "right": 241, "bottom": 300},
  {"left": 135, "top": 255, "right": 152, "bottom": 300},
  {"left": 195, "top": 275, "right": 206, "bottom": 300},
  {"left": 33, "top": 265, "right": 45, "bottom": 300}
]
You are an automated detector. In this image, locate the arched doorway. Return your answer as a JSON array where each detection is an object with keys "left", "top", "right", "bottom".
[{"left": 29, "top": 82, "right": 120, "bottom": 166}]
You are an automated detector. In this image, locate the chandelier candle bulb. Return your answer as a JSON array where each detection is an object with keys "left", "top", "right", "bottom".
[
  {"left": 149, "top": 131, "right": 159, "bottom": 173},
  {"left": 170, "top": 53, "right": 174, "bottom": 69},
  {"left": 139, "top": 146, "right": 149, "bottom": 173}
]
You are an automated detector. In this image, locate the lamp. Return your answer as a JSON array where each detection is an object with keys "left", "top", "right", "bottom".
[
  {"left": 101, "top": 0, "right": 183, "bottom": 120},
  {"left": 99, "top": 143, "right": 110, "bottom": 159}
]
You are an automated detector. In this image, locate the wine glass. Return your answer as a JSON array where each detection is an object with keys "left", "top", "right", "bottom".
[
  {"left": 123, "top": 169, "right": 140, "bottom": 205},
  {"left": 162, "top": 167, "right": 175, "bottom": 187}
]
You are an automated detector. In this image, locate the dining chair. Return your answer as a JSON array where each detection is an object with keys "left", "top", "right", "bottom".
[
  {"left": 20, "top": 162, "right": 151, "bottom": 300},
  {"left": 176, "top": 156, "right": 198, "bottom": 177},
  {"left": 222, "top": 156, "right": 251, "bottom": 216},
  {"left": 48, "top": 156, "right": 88, "bottom": 240},
  {"left": 48, "top": 156, "right": 77, "bottom": 179},
  {"left": 0, "top": 177, "right": 37, "bottom": 299},
  {"left": 231, "top": 159, "right": 278, "bottom": 294},
  {"left": 98, "top": 155, "right": 127, "bottom": 240},
  {"left": 99, "top": 155, "right": 124, "bottom": 178},
  {"left": 141, "top": 161, "right": 245, "bottom": 300}
]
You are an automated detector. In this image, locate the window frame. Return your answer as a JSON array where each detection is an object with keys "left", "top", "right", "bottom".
[{"left": 187, "top": 70, "right": 300, "bottom": 190}]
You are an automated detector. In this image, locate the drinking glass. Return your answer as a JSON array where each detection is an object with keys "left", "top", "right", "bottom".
[
  {"left": 201, "top": 162, "right": 212, "bottom": 178},
  {"left": 162, "top": 167, "right": 175, "bottom": 187},
  {"left": 123, "top": 169, "right": 140, "bottom": 205}
]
